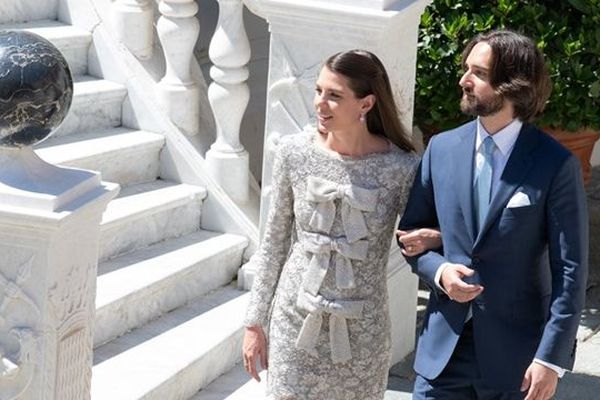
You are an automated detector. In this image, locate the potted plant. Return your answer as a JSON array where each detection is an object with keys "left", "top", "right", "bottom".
[{"left": 414, "top": 0, "right": 600, "bottom": 184}]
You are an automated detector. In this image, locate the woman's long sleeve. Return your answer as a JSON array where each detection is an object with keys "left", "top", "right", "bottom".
[{"left": 244, "top": 142, "right": 295, "bottom": 327}]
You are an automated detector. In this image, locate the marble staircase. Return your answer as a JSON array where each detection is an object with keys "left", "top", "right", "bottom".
[{"left": 1, "top": 17, "right": 251, "bottom": 400}]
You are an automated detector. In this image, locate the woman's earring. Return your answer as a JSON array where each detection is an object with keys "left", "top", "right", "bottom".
[{"left": 359, "top": 113, "right": 366, "bottom": 123}]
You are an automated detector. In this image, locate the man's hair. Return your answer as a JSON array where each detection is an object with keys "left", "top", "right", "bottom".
[{"left": 462, "top": 29, "right": 552, "bottom": 122}]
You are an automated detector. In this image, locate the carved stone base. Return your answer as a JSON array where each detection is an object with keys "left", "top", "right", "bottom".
[
  {"left": 111, "top": 0, "right": 154, "bottom": 60},
  {"left": 206, "top": 148, "right": 250, "bottom": 204},
  {"left": 156, "top": 82, "right": 201, "bottom": 136}
]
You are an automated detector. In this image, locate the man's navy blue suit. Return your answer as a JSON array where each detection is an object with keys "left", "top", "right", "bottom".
[{"left": 398, "top": 120, "right": 588, "bottom": 392}]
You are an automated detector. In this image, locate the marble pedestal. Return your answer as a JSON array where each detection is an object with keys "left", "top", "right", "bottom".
[{"left": 0, "top": 147, "right": 118, "bottom": 400}]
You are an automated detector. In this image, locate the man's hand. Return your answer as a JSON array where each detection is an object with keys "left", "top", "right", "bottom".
[
  {"left": 439, "top": 263, "right": 483, "bottom": 302},
  {"left": 242, "top": 325, "right": 268, "bottom": 381},
  {"left": 521, "top": 362, "right": 558, "bottom": 400}
]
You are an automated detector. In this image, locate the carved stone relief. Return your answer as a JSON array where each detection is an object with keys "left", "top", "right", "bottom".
[
  {"left": 54, "top": 316, "right": 91, "bottom": 400},
  {"left": 0, "top": 253, "right": 41, "bottom": 400}
]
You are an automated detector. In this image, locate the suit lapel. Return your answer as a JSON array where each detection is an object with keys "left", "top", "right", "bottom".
[
  {"left": 475, "top": 124, "right": 539, "bottom": 245},
  {"left": 453, "top": 122, "right": 478, "bottom": 243}
]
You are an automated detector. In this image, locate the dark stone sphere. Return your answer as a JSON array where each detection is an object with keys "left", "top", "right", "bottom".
[{"left": 0, "top": 30, "right": 73, "bottom": 147}]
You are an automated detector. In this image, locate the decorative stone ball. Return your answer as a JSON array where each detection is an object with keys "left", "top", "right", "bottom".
[{"left": 0, "top": 30, "right": 73, "bottom": 147}]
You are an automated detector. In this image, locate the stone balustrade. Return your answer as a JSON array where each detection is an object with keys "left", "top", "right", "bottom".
[
  {"left": 156, "top": 0, "right": 201, "bottom": 136},
  {"left": 206, "top": 0, "right": 252, "bottom": 204}
]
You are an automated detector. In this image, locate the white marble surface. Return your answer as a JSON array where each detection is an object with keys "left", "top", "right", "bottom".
[
  {"left": 111, "top": 0, "right": 154, "bottom": 60},
  {"left": 73, "top": 0, "right": 261, "bottom": 255},
  {"left": 0, "top": 146, "right": 101, "bottom": 212},
  {"left": 192, "top": 364, "right": 267, "bottom": 400},
  {"left": 53, "top": 77, "right": 128, "bottom": 138},
  {"left": 98, "top": 181, "right": 205, "bottom": 261},
  {"left": 94, "top": 230, "right": 247, "bottom": 347},
  {"left": 206, "top": 148, "right": 250, "bottom": 204},
  {"left": 156, "top": 0, "right": 201, "bottom": 135},
  {"left": 91, "top": 286, "right": 250, "bottom": 400},
  {"left": 0, "top": 174, "right": 117, "bottom": 399},
  {"left": 0, "top": 0, "right": 57, "bottom": 24},
  {"left": 0, "top": 20, "right": 91, "bottom": 75},
  {"left": 284, "top": 0, "right": 410, "bottom": 10},
  {"left": 37, "top": 129, "right": 165, "bottom": 186}
]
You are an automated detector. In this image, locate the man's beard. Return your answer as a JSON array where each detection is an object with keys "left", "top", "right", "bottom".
[{"left": 460, "top": 90, "right": 504, "bottom": 117}]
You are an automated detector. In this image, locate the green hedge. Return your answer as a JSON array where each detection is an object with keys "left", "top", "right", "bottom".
[{"left": 414, "top": 0, "right": 600, "bottom": 137}]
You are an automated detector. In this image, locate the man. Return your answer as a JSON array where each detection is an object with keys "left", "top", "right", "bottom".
[{"left": 398, "top": 29, "right": 588, "bottom": 400}]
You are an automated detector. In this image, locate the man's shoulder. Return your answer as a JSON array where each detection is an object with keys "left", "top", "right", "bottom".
[
  {"left": 431, "top": 120, "right": 477, "bottom": 145},
  {"left": 524, "top": 124, "right": 573, "bottom": 163}
]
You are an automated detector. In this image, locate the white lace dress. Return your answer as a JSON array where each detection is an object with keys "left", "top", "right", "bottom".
[{"left": 245, "top": 129, "right": 419, "bottom": 400}]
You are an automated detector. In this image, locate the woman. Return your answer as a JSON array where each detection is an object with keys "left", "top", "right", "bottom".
[{"left": 243, "top": 49, "right": 440, "bottom": 399}]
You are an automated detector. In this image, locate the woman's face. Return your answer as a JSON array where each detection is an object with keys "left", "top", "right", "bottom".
[{"left": 314, "top": 67, "right": 369, "bottom": 134}]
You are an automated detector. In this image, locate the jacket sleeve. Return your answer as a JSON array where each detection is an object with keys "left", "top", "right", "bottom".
[
  {"left": 535, "top": 155, "right": 588, "bottom": 368},
  {"left": 397, "top": 137, "right": 448, "bottom": 292}
]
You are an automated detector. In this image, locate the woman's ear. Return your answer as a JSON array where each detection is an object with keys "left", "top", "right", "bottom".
[{"left": 361, "top": 94, "right": 376, "bottom": 113}]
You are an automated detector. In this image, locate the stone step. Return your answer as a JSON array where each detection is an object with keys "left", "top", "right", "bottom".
[
  {"left": 100, "top": 180, "right": 207, "bottom": 261},
  {"left": 191, "top": 363, "right": 413, "bottom": 400},
  {"left": 0, "top": 19, "right": 91, "bottom": 75},
  {"left": 53, "top": 76, "right": 128, "bottom": 138},
  {"left": 192, "top": 292, "right": 429, "bottom": 400},
  {"left": 92, "top": 285, "right": 250, "bottom": 400},
  {"left": 191, "top": 363, "right": 265, "bottom": 400},
  {"left": 36, "top": 128, "right": 165, "bottom": 186},
  {"left": 94, "top": 229, "right": 248, "bottom": 347}
]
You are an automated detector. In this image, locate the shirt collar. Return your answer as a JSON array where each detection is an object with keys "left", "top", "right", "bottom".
[{"left": 475, "top": 117, "right": 522, "bottom": 156}]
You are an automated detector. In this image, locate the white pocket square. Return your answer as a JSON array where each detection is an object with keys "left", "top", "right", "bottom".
[{"left": 506, "top": 192, "right": 531, "bottom": 208}]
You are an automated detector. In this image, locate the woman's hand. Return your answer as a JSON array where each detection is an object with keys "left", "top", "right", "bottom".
[
  {"left": 396, "top": 228, "right": 442, "bottom": 256},
  {"left": 242, "top": 325, "right": 268, "bottom": 381}
]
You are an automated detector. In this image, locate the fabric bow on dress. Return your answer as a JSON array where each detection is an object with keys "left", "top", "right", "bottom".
[
  {"left": 302, "top": 232, "right": 368, "bottom": 294},
  {"left": 306, "top": 176, "right": 378, "bottom": 243},
  {"left": 295, "top": 289, "right": 365, "bottom": 364}
]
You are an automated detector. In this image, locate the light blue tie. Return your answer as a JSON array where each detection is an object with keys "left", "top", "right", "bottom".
[{"left": 475, "top": 136, "right": 495, "bottom": 231}]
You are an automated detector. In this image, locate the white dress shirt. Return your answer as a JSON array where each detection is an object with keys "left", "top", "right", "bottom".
[{"left": 433, "top": 118, "right": 565, "bottom": 377}]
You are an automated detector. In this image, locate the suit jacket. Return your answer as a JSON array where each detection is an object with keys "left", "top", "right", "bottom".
[{"left": 399, "top": 120, "right": 588, "bottom": 391}]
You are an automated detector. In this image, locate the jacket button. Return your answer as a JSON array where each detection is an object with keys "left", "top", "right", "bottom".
[{"left": 472, "top": 257, "right": 480, "bottom": 264}]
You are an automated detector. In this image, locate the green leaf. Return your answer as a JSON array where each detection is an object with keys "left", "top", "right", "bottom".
[
  {"left": 414, "top": 0, "right": 600, "bottom": 135},
  {"left": 591, "top": 81, "right": 600, "bottom": 98},
  {"left": 567, "top": 0, "right": 591, "bottom": 14}
]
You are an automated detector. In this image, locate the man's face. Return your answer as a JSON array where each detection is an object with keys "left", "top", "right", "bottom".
[{"left": 459, "top": 42, "right": 504, "bottom": 117}]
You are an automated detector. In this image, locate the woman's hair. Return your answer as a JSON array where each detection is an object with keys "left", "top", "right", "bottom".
[
  {"left": 324, "top": 50, "right": 415, "bottom": 152},
  {"left": 461, "top": 29, "right": 552, "bottom": 122}
]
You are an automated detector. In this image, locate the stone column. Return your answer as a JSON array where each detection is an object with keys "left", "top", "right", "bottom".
[
  {"left": 111, "top": 0, "right": 154, "bottom": 60},
  {"left": 206, "top": 0, "right": 251, "bottom": 204},
  {"left": 156, "top": 0, "right": 201, "bottom": 135},
  {"left": 0, "top": 148, "right": 118, "bottom": 399},
  {"left": 240, "top": 0, "right": 431, "bottom": 364}
]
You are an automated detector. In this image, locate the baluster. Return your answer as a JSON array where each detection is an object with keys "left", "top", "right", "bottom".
[
  {"left": 156, "top": 0, "right": 201, "bottom": 135},
  {"left": 206, "top": 0, "right": 251, "bottom": 204},
  {"left": 111, "top": 0, "right": 154, "bottom": 59}
]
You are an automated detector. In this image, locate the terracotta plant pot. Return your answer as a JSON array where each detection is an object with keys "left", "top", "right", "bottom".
[{"left": 544, "top": 127, "right": 600, "bottom": 186}]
